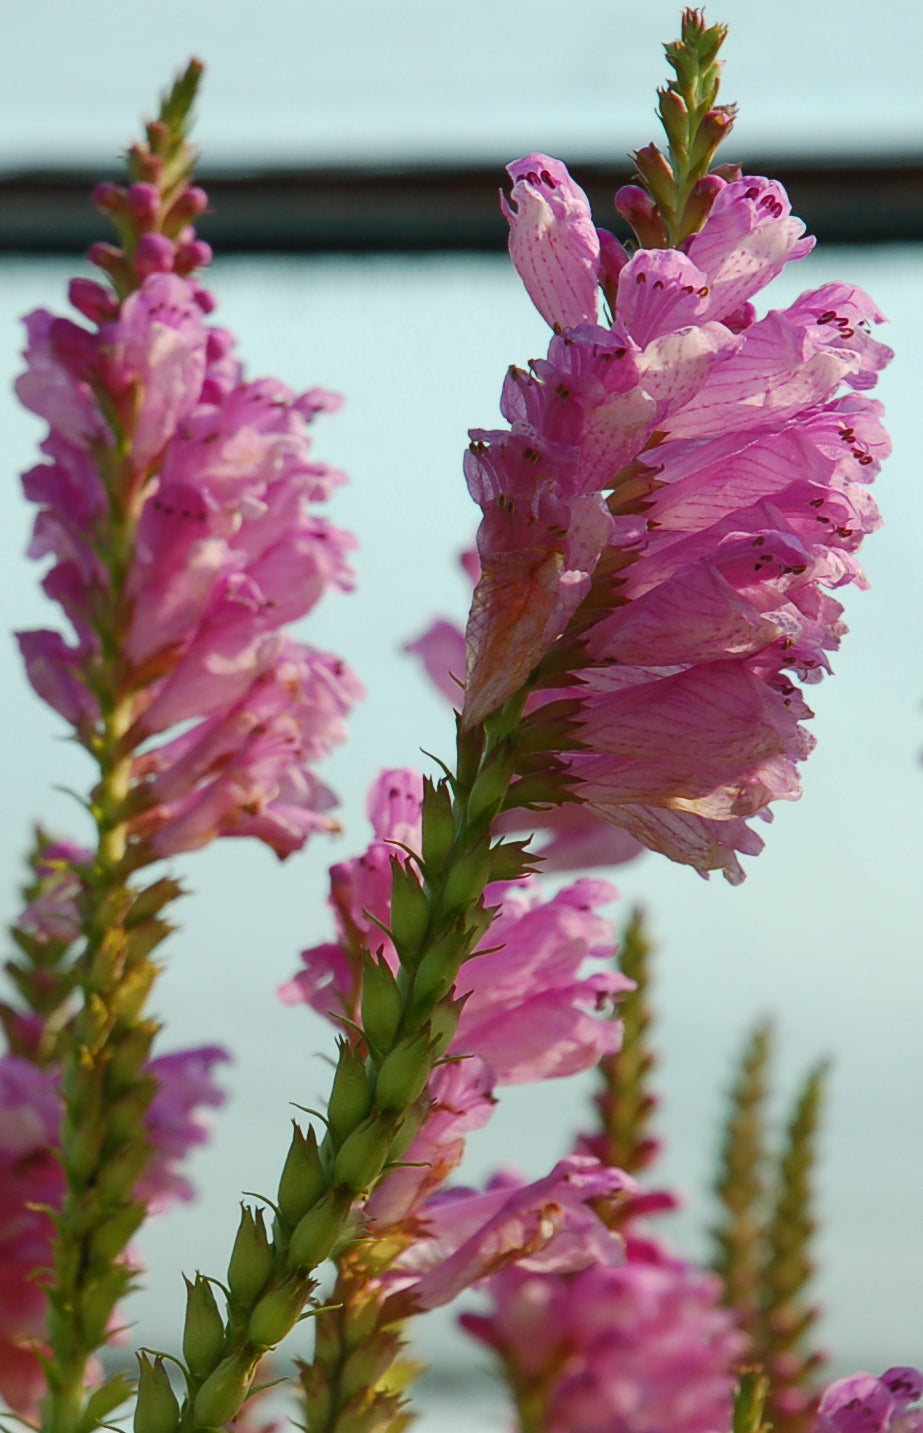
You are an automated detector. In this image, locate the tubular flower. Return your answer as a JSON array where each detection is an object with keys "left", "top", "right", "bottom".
[
  {"left": 813, "top": 1368, "right": 923, "bottom": 1433},
  {"left": 16, "top": 182, "right": 360, "bottom": 866},
  {"left": 461, "top": 1233, "right": 746, "bottom": 1433},
  {"left": 463, "top": 158, "right": 891, "bottom": 881},
  {"left": 280, "top": 769, "right": 633, "bottom": 1294}
]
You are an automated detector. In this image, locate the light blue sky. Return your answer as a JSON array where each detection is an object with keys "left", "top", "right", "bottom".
[{"left": 1, "top": 4, "right": 921, "bottom": 1419}]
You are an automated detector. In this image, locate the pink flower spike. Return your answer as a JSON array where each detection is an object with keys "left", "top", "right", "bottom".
[{"left": 503, "top": 155, "right": 601, "bottom": 330}]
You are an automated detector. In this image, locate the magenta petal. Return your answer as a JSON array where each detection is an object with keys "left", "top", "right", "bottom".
[{"left": 503, "top": 155, "right": 601, "bottom": 330}]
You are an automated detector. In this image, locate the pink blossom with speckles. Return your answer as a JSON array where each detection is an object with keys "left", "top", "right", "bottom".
[
  {"left": 460, "top": 157, "right": 891, "bottom": 881},
  {"left": 16, "top": 250, "right": 360, "bottom": 866}
]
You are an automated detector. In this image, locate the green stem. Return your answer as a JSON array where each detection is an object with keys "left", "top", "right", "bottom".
[{"left": 165, "top": 708, "right": 527, "bottom": 1433}]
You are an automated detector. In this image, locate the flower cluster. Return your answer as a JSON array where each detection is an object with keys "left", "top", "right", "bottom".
[
  {"left": 462, "top": 1233, "right": 745, "bottom": 1433},
  {"left": 17, "top": 178, "right": 360, "bottom": 863},
  {"left": 460, "top": 157, "right": 891, "bottom": 880},
  {"left": 281, "top": 768, "right": 634, "bottom": 1308}
]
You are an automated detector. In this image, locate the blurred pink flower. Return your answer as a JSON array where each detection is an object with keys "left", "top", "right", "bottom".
[
  {"left": 462, "top": 1233, "right": 745, "bottom": 1433},
  {"left": 16, "top": 206, "right": 361, "bottom": 866}
]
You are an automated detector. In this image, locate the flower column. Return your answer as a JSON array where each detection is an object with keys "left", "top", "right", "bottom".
[{"left": 14, "top": 66, "right": 359, "bottom": 1433}]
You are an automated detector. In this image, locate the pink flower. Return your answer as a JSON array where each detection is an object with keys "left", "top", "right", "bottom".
[
  {"left": 0, "top": 1058, "right": 64, "bottom": 1417},
  {"left": 16, "top": 184, "right": 361, "bottom": 867},
  {"left": 462, "top": 1235, "right": 745, "bottom": 1433},
  {"left": 379, "top": 1157, "right": 631, "bottom": 1319},
  {"left": 814, "top": 1368, "right": 923, "bottom": 1433},
  {"left": 282, "top": 771, "right": 627, "bottom": 1085},
  {"left": 461, "top": 160, "right": 891, "bottom": 881}
]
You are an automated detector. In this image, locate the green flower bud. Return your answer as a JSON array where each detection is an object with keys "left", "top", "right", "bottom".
[
  {"left": 333, "top": 1114, "right": 393, "bottom": 1192},
  {"left": 192, "top": 1353, "right": 255, "bottom": 1430},
  {"left": 248, "top": 1275, "right": 310, "bottom": 1349},
  {"left": 278, "top": 1123, "right": 327, "bottom": 1228},
  {"left": 360, "top": 954, "right": 404, "bottom": 1054},
  {"left": 227, "top": 1206, "right": 274, "bottom": 1309},
  {"left": 81, "top": 1265, "right": 133, "bottom": 1348},
  {"left": 327, "top": 1041, "right": 372, "bottom": 1143},
  {"left": 389, "top": 858, "right": 430, "bottom": 961},
  {"left": 340, "top": 1332, "right": 403, "bottom": 1406},
  {"left": 133, "top": 1355, "right": 179, "bottom": 1433},
  {"left": 80, "top": 1374, "right": 134, "bottom": 1431},
  {"left": 93, "top": 1140, "right": 151, "bottom": 1202},
  {"left": 289, "top": 1189, "right": 347, "bottom": 1269},
  {"left": 374, "top": 1030, "right": 433, "bottom": 1112},
  {"left": 442, "top": 841, "right": 491, "bottom": 916},
  {"left": 410, "top": 942, "right": 457, "bottom": 1011},
  {"left": 105, "top": 1024, "right": 157, "bottom": 1094},
  {"left": 90, "top": 1200, "right": 146, "bottom": 1263},
  {"left": 125, "top": 875, "right": 183, "bottom": 926},
  {"left": 182, "top": 1275, "right": 226, "bottom": 1380},
  {"left": 421, "top": 777, "right": 454, "bottom": 876},
  {"left": 299, "top": 1363, "right": 332, "bottom": 1428}
]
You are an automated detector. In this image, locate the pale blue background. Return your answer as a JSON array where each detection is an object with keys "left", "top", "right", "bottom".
[{"left": 1, "top": 3, "right": 921, "bottom": 1424}]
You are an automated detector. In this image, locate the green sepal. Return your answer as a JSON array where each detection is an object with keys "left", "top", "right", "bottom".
[
  {"left": 339, "top": 1330, "right": 405, "bottom": 1405},
  {"left": 79, "top": 1265, "right": 137, "bottom": 1347},
  {"left": 731, "top": 1366, "right": 772, "bottom": 1433},
  {"left": 409, "top": 941, "right": 458, "bottom": 1011},
  {"left": 248, "top": 1274, "right": 314, "bottom": 1350},
  {"left": 466, "top": 742, "right": 516, "bottom": 826},
  {"left": 420, "top": 777, "right": 454, "bottom": 876},
  {"left": 192, "top": 1352, "right": 256, "bottom": 1430},
  {"left": 289, "top": 1189, "right": 349, "bottom": 1269},
  {"left": 134, "top": 1354, "right": 180, "bottom": 1433},
  {"left": 121, "top": 916, "right": 174, "bottom": 965},
  {"left": 327, "top": 1041, "right": 373, "bottom": 1143},
  {"left": 278, "top": 1123, "right": 327, "bottom": 1228},
  {"left": 91, "top": 1137, "right": 151, "bottom": 1202},
  {"left": 388, "top": 858, "right": 430, "bottom": 963},
  {"left": 333, "top": 1114, "right": 394, "bottom": 1192},
  {"left": 488, "top": 837, "right": 539, "bottom": 884},
  {"left": 441, "top": 843, "right": 491, "bottom": 916},
  {"left": 106, "top": 1079, "right": 157, "bottom": 1142},
  {"left": 297, "top": 1360, "right": 333, "bottom": 1428},
  {"left": 90, "top": 1199, "right": 147, "bottom": 1264},
  {"left": 182, "top": 1275, "right": 226, "bottom": 1381},
  {"left": 77, "top": 1373, "right": 134, "bottom": 1433},
  {"left": 374, "top": 1030, "right": 433, "bottom": 1112},
  {"left": 227, "top": 1206, "right": 274, "bottom": 1309},
  {"left": 124, "top": 877, "right": 184, "bottom": 927},
  {"left": 105, "top": 1023, "right": 158, "bottom": 1093},
  {"left": 360, "top": 955, "right": 404, "bottom": 1055}
]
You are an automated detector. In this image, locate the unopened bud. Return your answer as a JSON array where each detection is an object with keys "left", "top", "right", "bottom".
[
  {"left": 192, "top": 1353, "right": 255, "bottom": 1430},
  {"left": 375, "top": 1030, "right": 433, "bottom": 1111},
  {"left": 360, "top": 954, "right": 403, "bottom": 1054},
  {"left": 227, "top": 1206, "right": 274, "bottom": 1308},
  {"left": 289, "top": 1189, "right": 346, "bottom": 1269},
  {"left": 248, "top": 1275, "right": 309, "bottom": 1349},
  {"left": 442, "top": 842, "right": 491, "bottom": 916},
  {"left": 134, "top": 1355, "right": 179, "bottom": 1433},
  {"left": 278, "top": 1123, "right": 327, "bottom": 1227},
  {"left": 182, "top": 1275, "right": 225, "bottom": 1380},
  {"left": 327, "top": 1041, "right": 372, "bottom": 1143},
  {"left": 333, "top": 1114, "right": 393, "bottom": 1192},
  {"left": 421, "top": 776, "right": 454, "bottom": 875},
  {"left": 389, "top": 857, "right": 430, "bottom": 960}
]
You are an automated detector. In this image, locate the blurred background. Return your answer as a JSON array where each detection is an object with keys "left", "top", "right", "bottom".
[{"left": 1, "top": 2, "right": 921, "bottom": 1426}]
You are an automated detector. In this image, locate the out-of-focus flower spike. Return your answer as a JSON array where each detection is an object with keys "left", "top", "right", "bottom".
[
  {"left": 756, "top": 1061, "right": 828, "bottom": 1433},
  {"left": 710, "top": 1022, "right": 773, "bottom": 1335},
  {"left": 579, "top": 910, "right": 663, "bottom": 1182}
]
